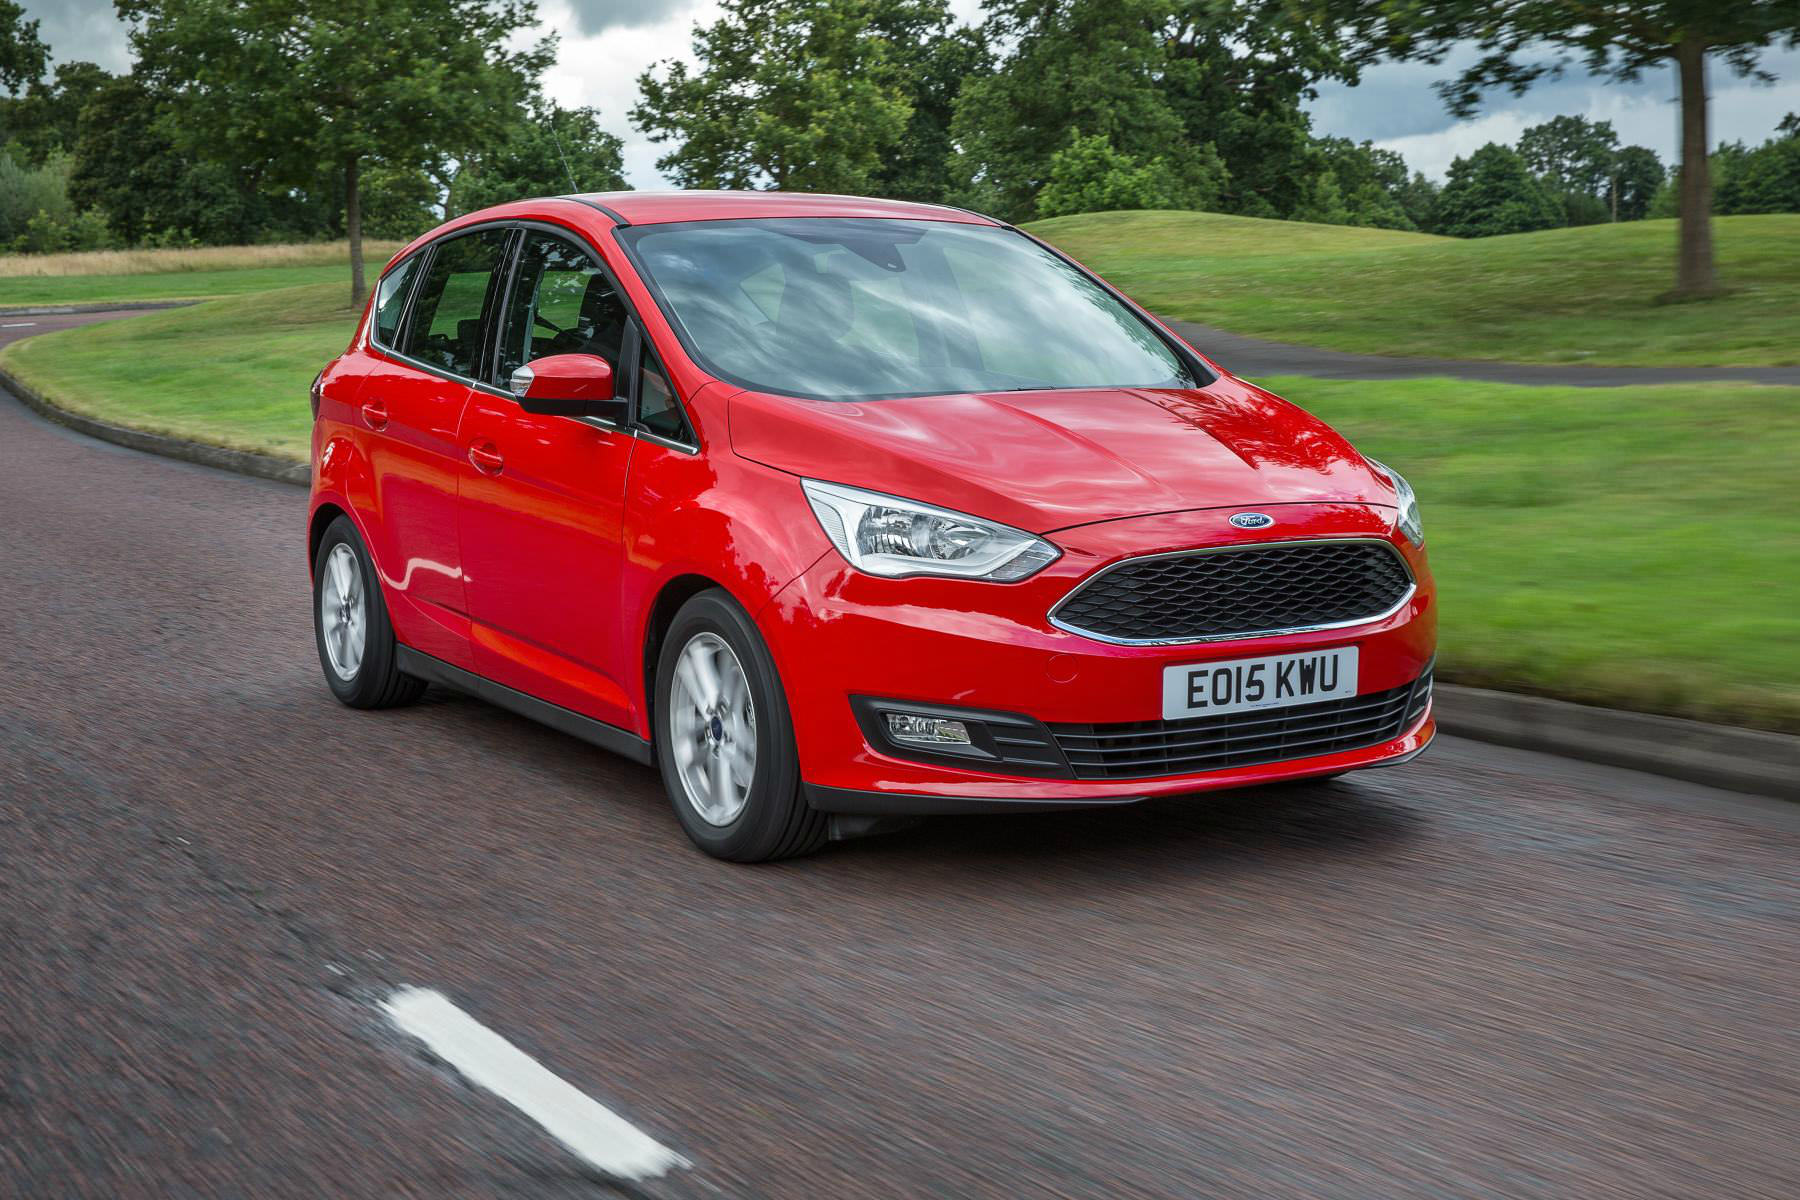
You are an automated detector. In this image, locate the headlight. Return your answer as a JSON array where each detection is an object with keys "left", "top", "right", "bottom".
[
  {"left": 801, "top": 479, "right": 1060, "bottom": 581},
  {"left": 1365, "top": 457, "right": 1424, "bottom": 548}
]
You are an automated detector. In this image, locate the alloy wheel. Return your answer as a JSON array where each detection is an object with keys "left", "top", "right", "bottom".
[
  {"left": 669, "top": 631, "right": 757, "bottom": 826},
  {"left": 319, "top": 543, "right": 366, "bottom": 681}
]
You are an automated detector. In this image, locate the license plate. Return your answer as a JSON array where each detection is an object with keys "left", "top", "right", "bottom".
[{"left": 1162, "top": 646, "right": 1358, "bottom": 720}]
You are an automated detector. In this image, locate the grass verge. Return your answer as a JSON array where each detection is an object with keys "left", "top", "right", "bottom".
[
  {"left": 0, "top": 240, "right": 402, "bottom": 308},
  {"left": 1029, "top": 210, "right": 1800, "bottom": 368},
  {"left": 3, "top": 286, "right": 1794, "bottom": 731},
  {"left": 0, "top": 282, "right": 355, "bottom": 460},
  {"left": 1267, "top": 374, "right": 1800, "bottom": 732}
]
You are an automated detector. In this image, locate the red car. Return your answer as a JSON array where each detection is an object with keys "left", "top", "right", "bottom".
[{"left": 309, "top": 191, "right": 1435, "bottom": 861}]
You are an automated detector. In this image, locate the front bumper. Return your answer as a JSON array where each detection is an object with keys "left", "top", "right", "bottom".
[{"left": 759, "top": 503, "right": 1438, "bottom": 815}]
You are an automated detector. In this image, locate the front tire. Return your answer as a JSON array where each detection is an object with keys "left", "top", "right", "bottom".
[
  {"left": 654, "top": 590, "right": 827, "bottom": 862},
  {"left": 312, "top": 515, "right": 425, "bottom": 709}
]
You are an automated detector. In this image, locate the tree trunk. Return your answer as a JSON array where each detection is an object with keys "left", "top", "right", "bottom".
[
  {"left": 345, "top": 156, "right": 366, "bottom": 308},
  {"left": 1672, "top": 38, "right": 1717, "bottom": 297}
]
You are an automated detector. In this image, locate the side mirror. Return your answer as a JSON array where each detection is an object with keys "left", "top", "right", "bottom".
[{"left": 509, "top": 354, "right": 618, "bottom": 419}]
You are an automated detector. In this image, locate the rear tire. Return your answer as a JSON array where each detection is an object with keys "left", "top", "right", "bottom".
[
  {"left": 312, "top": 515, "right": 426, "bottom": 709},
  {"left": 653, "top": 590, "right": 827, "bottom": 862}
]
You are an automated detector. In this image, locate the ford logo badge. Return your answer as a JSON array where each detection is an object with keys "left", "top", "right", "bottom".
[{"left": 1229, "top": 512, "right": 1274, "bottom": 529}]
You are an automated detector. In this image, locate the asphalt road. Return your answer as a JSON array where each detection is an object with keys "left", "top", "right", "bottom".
[{"left": 4, "top": 319, "right": 1799, "bottom": 1199}]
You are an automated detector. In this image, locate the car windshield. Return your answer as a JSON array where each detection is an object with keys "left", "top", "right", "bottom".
[{"left": 619, "top": 217, "right": 1198, "bottom": 401}]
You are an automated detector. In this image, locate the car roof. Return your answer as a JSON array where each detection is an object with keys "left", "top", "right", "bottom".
[{"left": 562, "top": 190, "right": 1002, "bottom": 227}]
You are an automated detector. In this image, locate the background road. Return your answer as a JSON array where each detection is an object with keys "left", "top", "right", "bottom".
[{"left": 3, "top": 324, "right": 1798, "bottom": 1198}]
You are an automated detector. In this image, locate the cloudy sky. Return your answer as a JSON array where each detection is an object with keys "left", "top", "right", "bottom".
[{"left": 22, "top": 0, "right": 1800, "bottom": 184}]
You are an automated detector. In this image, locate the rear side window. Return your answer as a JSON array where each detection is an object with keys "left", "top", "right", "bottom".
[
  {"left": 371, "top": 254, "right": 420, "bottom": 348},
  {"left": 400, "top": 228, "right": 511, "bottom": 379}
]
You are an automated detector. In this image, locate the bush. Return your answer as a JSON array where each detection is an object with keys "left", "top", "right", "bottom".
[
  {"left": 0, "top": 149, "right": 73, "bottom": 247},
  {"left": 1035, "top": 133, "right": 1225, "bottom": 219}
]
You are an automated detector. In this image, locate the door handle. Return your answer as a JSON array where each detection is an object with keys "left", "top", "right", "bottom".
[
  {"left": 360, "top": 398, "right": 389, "bottom": 431},
  {"left": 468, "top": 440, "right": 505, "bottom": 475}
]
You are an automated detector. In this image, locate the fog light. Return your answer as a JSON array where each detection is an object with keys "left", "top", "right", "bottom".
[{"left": 884, "top": 713, "right": 972, "bottom": 746}]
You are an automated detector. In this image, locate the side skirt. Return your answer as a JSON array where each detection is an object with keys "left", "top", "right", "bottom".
[{"left": 395, "top": 646, "right": 655, "bottom": 767}]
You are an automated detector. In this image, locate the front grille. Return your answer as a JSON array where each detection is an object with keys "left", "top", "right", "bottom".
[
  {"left": 1052, "top": 540, "right": 1414, "bottom": 644},
  {"left": 1050, "top": 666, "right": 1433, "bottom": 781}
]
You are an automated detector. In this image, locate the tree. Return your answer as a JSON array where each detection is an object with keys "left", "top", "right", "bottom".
[
  {"left": 0, "top": 0, "right": 47, "bottom": 97},
  {"left": 1034, "top": 131, "right": 1224, "bottom": 218},
  {"left": 123, "top": 0, "right": 551, "bottom": 305},
  {"left": 1431, "top": 142, "right": 1564, "bottom": 237},
  {"left": 952, "top": 1, "right": 1354, "bottom": 222},
  {"left": 1395, "top": 171, "right": 1442, "bottom": 231},
  {"left": 1324, "top": 0, "right": 1800, "bottom": 296},
  {"left": 449, "top": 103, "right": 627, "bottom": 216},
  {"left": 68, "top": 72, "right": 302, "bottom": 245},
  {"left": 1612, "top": 145, "right": 1665, "bottom": 221},
  {"left": 0, "top": 61, "right": 114, "bottom": 163},
  {"left": 1315, "top": 136, "right": 1418, "bottom": 228},
  {"left": 1158, "top": 2, "right": 1359, "bottom": 218},
  {"left": 1518, "top": 114, "right": 1618, "bottom": 196},
  {"left": 632, "top": 0, "right": 917, "bottom": 195},
  {"left": 869, "top": 5, "right": 990, "bottom": 204}
]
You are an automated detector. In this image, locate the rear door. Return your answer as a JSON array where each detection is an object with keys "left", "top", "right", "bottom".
[
  {"left": 456, "top": 225, "right": 639, "bottom": 727},
  {"left": 361, "top": 225, "right": 513, "bottom": 669}
]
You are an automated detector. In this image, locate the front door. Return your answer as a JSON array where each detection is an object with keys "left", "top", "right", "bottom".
[
  {"left": 457, "top": 228, "right": 638, "bottom": 727},
  {"left": 359, "top": 227, "right": 511, "bottom": 668}
]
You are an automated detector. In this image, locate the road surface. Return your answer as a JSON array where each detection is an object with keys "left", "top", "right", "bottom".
[{"left": 2, "top": 316, "right": 1797, "bottom": 1199}]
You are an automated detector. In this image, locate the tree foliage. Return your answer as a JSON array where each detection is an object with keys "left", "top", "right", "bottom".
[
  {"left": 633, "top": 0, "right": 935, "bottom": 195},
  {"left": 1715, "top": 117, "right": 1800, "bottom": 214},
  {"left": 122, "top": 0, "right": 552, "bottom": 303},
  {"left": 1518, "top": 114, "right": 1617, "bottom": 196},
  {"left": 0, "top": 0, "right": 47, "bottom": 97},
  {"left": 1319, "top": 0, "right": 1800, "bottom": 293},
  {"left": 1431, "top": 142, "right": 1564, "bottom": 238},
  {"left": 1035, "top": 131, "right": 1225, "bottom": 218},
  {"left": 449, "top": 103, "right": 627, "bottom": 216},
  {"left": 952, "top": 1, "right": 1354, "bottom": 222}
]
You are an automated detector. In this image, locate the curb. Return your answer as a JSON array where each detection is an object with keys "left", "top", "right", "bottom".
[
  {"left": 1434, "top": 684, "right": 1798, "bottom": 801},
  {"left": 0, "top": 366, "right": 308, "bottom": 487},
  {"left": 0, "top": 300, "right": 198, "bottom": 317},
  {"left": 4, "top": 332, "right": 1793, "bottom": 804}
]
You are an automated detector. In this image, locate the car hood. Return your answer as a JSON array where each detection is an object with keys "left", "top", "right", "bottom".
[{"left": 729, "top": 376, "right": 1398, "bottom": 534}]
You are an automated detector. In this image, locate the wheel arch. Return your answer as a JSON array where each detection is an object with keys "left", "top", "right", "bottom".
[
  {"left": 308, "top": 501, "right": 349, "bottom": 572},
  {"left": 641, "top": 573, "right": 728, "bottom": 742}
]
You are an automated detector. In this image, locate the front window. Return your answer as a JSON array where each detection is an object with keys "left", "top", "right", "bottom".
[{"left": 619, "top": 218, "right": 1197, "bottom": 401}]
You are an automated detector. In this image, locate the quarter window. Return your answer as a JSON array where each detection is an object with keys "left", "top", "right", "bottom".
[
  {"left": 371, "top": 254, "right": 421, "bottom": 348},
  {"left": 496, "top": 231, "right": 628, "bottom": 386},
  {"left": 637, "top": 343, "right": 692, "bottom": 444},
  {"left": 399, "top": 227, "right": 511, "bottom": 379}
]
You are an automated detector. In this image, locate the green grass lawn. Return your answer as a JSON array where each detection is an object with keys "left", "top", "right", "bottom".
[
  {"left": 1028, "top": 210, "right": 1800, "bottom": 367},
  {"left": 0, "top": 264, "right": 372, "bottom": 308},
  {"left": 4, "top": 278, "right": 1795, "bottom": 731},
  {"left": 0, "top": 282, "right": 356, "bottom": 460},
  {"left": 1267, "top": 374, "right": 1800, "bottom": 731}
]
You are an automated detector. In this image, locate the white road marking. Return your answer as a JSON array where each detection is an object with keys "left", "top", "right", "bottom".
[
  {"left": 384, "top": 986, "right": 689, "bottom": 1180},
  {"left": 1, "top": 321, "right": 38, "bottom": 328}
]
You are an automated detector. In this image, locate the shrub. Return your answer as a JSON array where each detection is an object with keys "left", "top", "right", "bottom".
[{"left": 1035, "top": 133, "right": 1225, "bottom": 219}]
